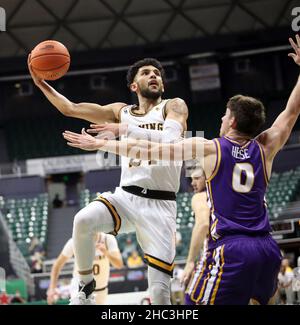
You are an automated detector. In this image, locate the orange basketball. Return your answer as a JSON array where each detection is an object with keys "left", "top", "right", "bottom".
[{"left": 30, "top": 40, "right": 70, "bottom": 80}]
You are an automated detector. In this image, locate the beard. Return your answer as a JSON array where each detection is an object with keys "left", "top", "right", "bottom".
[{"left": 140, "top": 86, "right": 163, "bottom": 100}]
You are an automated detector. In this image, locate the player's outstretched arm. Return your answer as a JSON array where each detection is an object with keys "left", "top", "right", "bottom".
[
  {"left": 256, "top": 34, "right": 300, "bottom": 159},
  {"left": 63, "top": 128, "right": 207, "bottom": 162},
  {"left": 27, "top": 55, "right": 125, "bottom": 124}
]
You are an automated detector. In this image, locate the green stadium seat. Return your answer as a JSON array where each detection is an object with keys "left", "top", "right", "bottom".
[
  {"left": 3, "top": 194, "right": 49, "bottom": 257},
  {"left": 267, "top": 168, "right": 300, "bottom": 220}
]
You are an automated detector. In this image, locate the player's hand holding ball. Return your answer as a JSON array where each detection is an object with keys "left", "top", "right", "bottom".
[{"left": 28, "top": 40, "right": 70, "bottom": 84}]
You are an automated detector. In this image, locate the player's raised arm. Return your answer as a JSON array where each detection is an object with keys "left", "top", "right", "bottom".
[
  {"left": 62, "top": 128, "right": 210, "bottom": 162},
  {"left": 27, "top": 55, "right": 125, "bottom": 124},
  {"left": 256, "top": 34, "right": 300, "bottom": 159}
]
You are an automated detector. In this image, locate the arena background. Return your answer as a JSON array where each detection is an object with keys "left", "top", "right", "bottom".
[{"left": 0, "top": 0, "right": 300, "bottom": 305}]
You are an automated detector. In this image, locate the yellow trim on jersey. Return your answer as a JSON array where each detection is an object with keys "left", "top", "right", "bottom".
[
  {"left": 196, "top": 249, "right": 216, "bottom": 303},
  {"left": 144, "top": 254, "right": 174, "bottom": 275},
  {"left": 210, "top": 219, "right": 218, "bottom": 233},
  {"left": 211, "top": 220, "right": 220, "bottom": 241},
  {"left": 206, "top": 139, "right": 221, "bottom": 182},
  {"left": 128, "top": 100, "right": 169, "bottom": 118},
  {"left": 210, "top": 245, "right": 225, "bottom": 304},
  {"left": 96, "top": 196, "right": 121, "bottom": 236},
  {"left": 129, "top": 105, "right": 147, "bottom": 117},
  {"left": 224, "top": 136, "right": 251, "bottom": 149},
  {"left": 207, "top": 175, "right": 221, "bottom": 241},
  {"left": 117, "top": 104, "right": 129, "bottom": 122},
  {"left": 190, "top": 255, "right": 208, "bottom": 302},
  {"left": 241, "top": 141, "right": 251, "bottom": 149},
  {"left": 256, "top": 141, "right": 269, "bottom": 185}
]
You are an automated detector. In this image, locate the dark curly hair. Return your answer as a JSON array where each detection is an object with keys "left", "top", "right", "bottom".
[
  {"left": 126, "top": 58, "right": 166, "bottom": 87},
  {"left": 227, "top": 95, "right": 266, "bottom": 137}
]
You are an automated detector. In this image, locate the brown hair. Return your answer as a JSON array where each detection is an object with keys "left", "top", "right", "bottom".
[{"left": 227, "top": 95, "right": 266, "bottom": 137}]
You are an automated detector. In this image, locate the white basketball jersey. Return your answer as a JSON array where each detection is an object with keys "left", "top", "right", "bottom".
[{"left": 119, "top": 99, "right": 182, "bottom": 192}]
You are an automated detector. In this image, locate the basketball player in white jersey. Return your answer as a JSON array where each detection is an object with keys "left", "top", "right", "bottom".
[
  {"left": 28, "top": 58, "right": 188, "bottom": 304},
  {"left": 180, "top": 168, "right": 210, "bottom": 288},
  {"left": 47, "top": 232, "right": 123, "bottom": 305}
]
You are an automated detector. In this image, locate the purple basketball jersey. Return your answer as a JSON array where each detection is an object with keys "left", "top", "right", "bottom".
[
  {"left": 185, "top": 136, "right": 281, "bottom": 305},
  {"left": 207, "top": 136, "right": 271, "bottom": 246}
]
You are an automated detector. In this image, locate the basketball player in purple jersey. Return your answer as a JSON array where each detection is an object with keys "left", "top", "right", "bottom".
[{"left": 63, "top": 34, "right": 300, "bottom": 304}]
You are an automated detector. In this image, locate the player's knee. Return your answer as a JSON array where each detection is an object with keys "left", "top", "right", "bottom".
[
  {"left": 73, "top": 208, "right": 94, "bottom": 234},
  {"left": 149, "top": 282, "right": 170, "bottom": 305}
]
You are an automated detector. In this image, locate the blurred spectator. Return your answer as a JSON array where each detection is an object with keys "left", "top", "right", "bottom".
[
  {"left": 12, "top": 159, "right": 21, "bottom": 176},
  {"left": 122, "top": 236, "right": 137, "bottom": 261},
  {"left": 28, "top": 237, "right": 45, "bottom": 273},
  {"left": 277, "top": 258, "right": 294, "bottom": 304},
  {"left": 10, "top": 290, "right": 26, "bottom": 304},
  {"left": 52, "top": 193, "right": 63, "bottom": 208},
  {"left": 30, "top": 251, "right": 44, "bottom": 273},
  {"left": 0, "top": 291, "right": 10, "bottom": 305},
  {"left": 29, "top": 237, "right": 45, "bottom": 256},
  {"left": 0, "top": 195, "right": 5, "bottom": 210},
  {"left": 127, "top": 250, "right": 144, "bottom": 268},
  {"left": 170, "top": 264, "right": 184, "bottom": 305},
  {"left": 292, "top": 256, "right": 300, "bottom": 304},
  {"left": 176, "top": 231, "right": 182, "bottom": 247},
  {"left": 175, "top": 230, "right": 184, "bottom": 257}
]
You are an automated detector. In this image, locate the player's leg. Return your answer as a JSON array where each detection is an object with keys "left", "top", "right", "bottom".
[
  {"left": 69, "top": 277, "right": 79, "bottom": 301},
  {"left": 94, "top": 289, "right": 108, "bottom": 305},
  {"left": 186, "top": 241, "right": 260, "bottom": 305},
  {"left": 71, "top": 201, "right": 115, "bottom": 302},
  {"left": 252, "top": 235, "right": 282, "bottom": 305},
  {"left": 252, "top": 288, "right": 279, "bottom": 305},
  {"left": 148, "top": 266, "right": 172, "bottom": 305},
  {"left": 134, "top": 198, "right": 176, "bottom": 305},
  {"left": 71, "top": 188, "right": 133, "bottom": 304}
]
